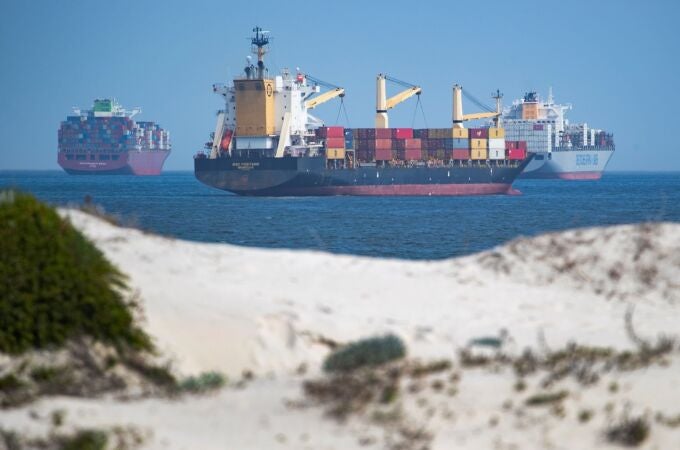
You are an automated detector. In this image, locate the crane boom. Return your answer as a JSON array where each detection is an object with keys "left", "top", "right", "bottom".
[
  {"left": 386, "top": 86, "right": 422, "bottom": 110},
  {"left": 375, "top": 74, "right": 422, "bottom": 128},
  {"left": 462, "top": 111, "right": 499, "bottom": 121},
  {"left": 303, "top": 74, "right": 345, "bottom": 110},
  {"left": 305, "top": 87, "right": 345, "bottom": 110},
  {"left": 452, "top": 84, "right": 502, "bottom": 128}
]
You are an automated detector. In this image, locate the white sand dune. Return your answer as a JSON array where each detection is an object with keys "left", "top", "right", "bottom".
[{"left": 2, "top": 211, "right": 679, "bottom": 449}]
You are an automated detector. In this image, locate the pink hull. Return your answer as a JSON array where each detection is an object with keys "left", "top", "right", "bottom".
[
  {"left": 555, "top": 171, "right": 603, "bottom": 180},
  {"left": 58, "top": 151, "right": 170, "bottom": 175},
  {"left": 260, "top": 183, "right": 514, "bottom": 196}
]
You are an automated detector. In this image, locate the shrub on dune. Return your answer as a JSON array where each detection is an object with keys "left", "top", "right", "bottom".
[
  {"left": 0, "top": 190, "right": 151, "bottom": 355},
  {"left": 323, "top": 334, "right": 406, "bottom": 373}
]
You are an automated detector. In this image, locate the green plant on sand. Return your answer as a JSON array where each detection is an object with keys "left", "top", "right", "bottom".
[
  {"left": 179, "top": 371, "right": 227, "bottom": 393},
  {"left": 0, "top": 190, "right": 152, "bottom": 355},
  {"left": 323, "top": 334, "right": 406, "bottom": 373}
]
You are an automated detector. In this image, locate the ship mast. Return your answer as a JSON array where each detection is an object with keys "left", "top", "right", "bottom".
[
  {"left": 249, "top": 26, "right": 270, "bottom": 79},
  {"left": 492, "top": 89, "right": 503, "bottom": 127}
]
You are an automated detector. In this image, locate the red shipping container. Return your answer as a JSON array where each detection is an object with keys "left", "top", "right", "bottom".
[
  {"left": 325, "top": 137, "right": 345, "bottom": 148},
  {"left": 375, "top": 128, "right": 392, "bottom": 139},
  {"left": 375, "top": 138, "right": 392, "bottom": 150},
  {"left": 469, "top": 128, "right": 488, "bottom": 139},
  {"left": 505, "top": 141, "right": 518, "bottom": 150},
  {"left": 507, "top": 149, "right": 527, "bottom": 160},
  {"left": 316, "top": 126, "right": 344, "bottom": 138},
  {"left": 404, "top": 138, "right": 421, "bottom": 150},
  {"left": 517, "top": 141, "right": 527, "bottom": 150},
  {"left": 375, "top": 148, "right": 393, "bottom": 160},
  {"left": 452, "top": 149, "right": 470, "bottom": 160},
  {"left": 396, "top": 148, "right": 421, "bottom": 160},
  {"left": 392, "top": 128, "right": 413, "bottom": 139}
]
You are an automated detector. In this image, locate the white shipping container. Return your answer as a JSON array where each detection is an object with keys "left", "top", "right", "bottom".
[
  {"left": 488, "top": 138, "right": 505, "bottom": 150},
  {"left": 489, "top": 148, "right": 505, "bottom": 160},
  {"left": 235, "top": 136, "right": 274, "bottom": 150}
]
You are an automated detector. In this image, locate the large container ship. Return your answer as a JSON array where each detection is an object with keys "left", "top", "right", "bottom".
[
  {"left": 501, "top": 90, "right": 615, "bottom": 180},
  {"left": 58, "top": 99, "right": 171, "bottom": 175},
  {"left": 194, "top": 28, "right": 533, "bottom": 196}
]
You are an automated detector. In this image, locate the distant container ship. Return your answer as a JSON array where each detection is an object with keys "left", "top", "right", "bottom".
[
  {"left": 58, "top": 99, "right": 171, "bottom": 175},
  {"left": 501, "top": 91, "right": 615, "bottom": 180},
  {"left": 194, "top": 27, "right": 533, "bottom": 196}
]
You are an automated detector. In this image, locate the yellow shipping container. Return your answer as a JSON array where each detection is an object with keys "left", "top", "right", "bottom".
[
  {"left": 326, "top": 148, "right": 346, "bottom": 159},
  {"left": 471, "top": 148, "right": 488, "bottom": 160},
  {"left": 470, "top": 138, "right": 488, "bottom": 149},
  {"left": 452, "top": 128, "right": 469, "bottom": 138},
  {"left": 488, "top": 127, "right": 505, "bottom": 139}
]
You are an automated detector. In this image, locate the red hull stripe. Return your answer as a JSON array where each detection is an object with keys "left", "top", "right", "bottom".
[{"left": 254, "top": 183, "right": 513, "bottom": 196}]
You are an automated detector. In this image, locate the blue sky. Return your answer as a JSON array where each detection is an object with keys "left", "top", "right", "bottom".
[{"left": 1, "top": 0, "right": 679, "bottom": 170}]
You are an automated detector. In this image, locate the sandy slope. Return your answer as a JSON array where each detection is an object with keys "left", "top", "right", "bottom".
[{"left": 2, "top": 211, "right": 679, "bottom": 449}]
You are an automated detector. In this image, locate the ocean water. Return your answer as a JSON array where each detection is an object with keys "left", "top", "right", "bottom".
[{"left": 1, "top": 171, "right": 678, "bottom": 260}]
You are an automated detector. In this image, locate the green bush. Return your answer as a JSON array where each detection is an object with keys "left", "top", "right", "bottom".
[
  {"left": 606, "top": 415, "right": 650, "bottom": 446},
  {"left": 0, "top": 191, "right": 151, "bottom": 355},
  {"left": 323, "top": 334, "right": 406, "bottom": 373},
  {"left": 179, "top": 371, "right": 227, "bottom": 393},
  {"left": 60, "top": 429, "right": 108, "bottom": 450}
]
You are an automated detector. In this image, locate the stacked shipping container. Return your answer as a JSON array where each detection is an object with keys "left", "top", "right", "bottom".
[
  {"left": 316, "top": 126, "right": 346, "bottom": 159},
  {"left": 318, "top": 126, "right": 527, "bottom": 163},
  {"left": 58, "top": 116, "right": 171, "bottom": 154},
  {"left": 501, "top": 120, "right": 551, "bottom": 154}
]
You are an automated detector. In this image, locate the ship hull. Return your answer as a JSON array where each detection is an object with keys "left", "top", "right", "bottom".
[
  {"left": 194, "top": 155, "right": 533, "bottom": 196},
  {"left": 58, "top": 150, "right": 170, "bottom": 175},
  {"left": 520, "top": 148, "right": 614, "bottom": 180}
]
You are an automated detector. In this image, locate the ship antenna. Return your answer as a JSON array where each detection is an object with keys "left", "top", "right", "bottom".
[
  {"left": 492, "top": 89, "right": 503, "bottom": 127},
  {"left": 251, "top": 26, "right": 271, "bottom": 79},
  {"left": 548, "top": 86, "right": 553, "bottom": 104}
]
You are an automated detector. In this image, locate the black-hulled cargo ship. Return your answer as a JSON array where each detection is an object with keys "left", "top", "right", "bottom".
[
  {"left": 195, "top": 155, "right": 531, "bottom": 196},
  {"left": 194, "top": 27, "right": 532, "bottom": 196}
]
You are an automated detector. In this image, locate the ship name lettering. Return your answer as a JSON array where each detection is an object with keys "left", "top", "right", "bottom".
[{"left": 233, "top": 162, "right": 260, "bottom": 170}]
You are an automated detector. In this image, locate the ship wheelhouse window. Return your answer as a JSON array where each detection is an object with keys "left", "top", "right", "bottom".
[
  {"left": 66, "top": 155, "right": 74, "bottom": 160},
  {"left": 112, "top": 155, "right": 120, "bottom": 160},
  {"left": 76, "top": 155, "right": 86, "bottom": 160},
  {"left": 99, "top": 154, "right": 110, "bottom": 160},
  {"left": 89, "top": 155, "right": 95, "bottom": 160}
]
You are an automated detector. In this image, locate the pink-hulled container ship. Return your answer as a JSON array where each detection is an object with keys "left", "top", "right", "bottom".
[{"left": 58, "top": 99, "right": 170, "bottom": 175}]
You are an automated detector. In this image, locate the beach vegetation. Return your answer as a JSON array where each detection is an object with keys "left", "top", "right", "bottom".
[
  {"left": 59, "top": 429, "right": 108, "bottom": 450},
  {"left": 323, "top": 334, "right": 406, "bottom": 373},
  {"left": 605, "top": 414, "right": 650, "bottom": 446},
  {"left": 525, "top": 390, "right": 568, "bottom": 406},
  {"left": 178, "top": 371, "right": 227, "bottom": 394},
  {"left": 0, "top": 190, "right": 152, "bottom": 355}
]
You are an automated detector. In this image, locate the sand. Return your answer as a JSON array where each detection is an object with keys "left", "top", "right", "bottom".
[{"left": 1, "top": 210, "right": 679, "bottom": 449}]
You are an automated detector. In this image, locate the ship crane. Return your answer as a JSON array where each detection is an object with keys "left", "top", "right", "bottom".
[
  {"left": 375, "top": 74, "right": 422, "bottom": 128},
  {"left": 303, "top": 75, "right": 345, "bottom": 110},
  {"left": 452, "top": 85, "right": 503, "bottom": 128}
]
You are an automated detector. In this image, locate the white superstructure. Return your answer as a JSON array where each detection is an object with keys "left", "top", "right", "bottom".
[{"left": 500, "top": 89, "right": 615, "bottom": 179}]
